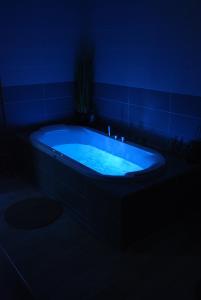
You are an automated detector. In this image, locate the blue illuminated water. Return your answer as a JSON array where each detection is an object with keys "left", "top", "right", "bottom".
[{"left": 54, "top": 144, "right": 143, "bottom": 176}]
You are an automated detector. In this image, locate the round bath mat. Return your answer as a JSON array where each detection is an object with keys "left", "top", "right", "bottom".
[{"left": 4, "top": 197, "right": 63, "bottom": 229}]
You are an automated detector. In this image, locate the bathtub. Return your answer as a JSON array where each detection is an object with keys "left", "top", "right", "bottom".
[
  {"left": 30, "top": 125, "right": 165, "bottom": 181},
  {"left": 29, "top": 125, "right": 166, "bottom": 248}
]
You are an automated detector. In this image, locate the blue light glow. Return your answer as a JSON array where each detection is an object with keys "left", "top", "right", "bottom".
[{"left": 54, "top": 144, "right": 143, "bottom": 176}]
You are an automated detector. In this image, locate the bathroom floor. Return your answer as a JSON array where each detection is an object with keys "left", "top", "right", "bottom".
[{"left": 0, "top": 173, "right": 201, "bottom": 300}]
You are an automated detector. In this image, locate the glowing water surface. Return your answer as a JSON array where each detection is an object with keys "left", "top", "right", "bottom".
[{"left": 54, "top": 144, "right": 143, "bottom": 176}]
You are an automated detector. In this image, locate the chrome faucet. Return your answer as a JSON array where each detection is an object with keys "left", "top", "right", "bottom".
[
  {"left": 108, "top": 125, "right": 111, "bottom": 137},
  {"left": 107, "top": 126, "right": 125, "bottom": 142}
]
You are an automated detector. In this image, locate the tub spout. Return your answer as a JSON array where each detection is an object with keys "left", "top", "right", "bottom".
[{"left": 108, "top": 125, "right": 111, "bottom": 137}]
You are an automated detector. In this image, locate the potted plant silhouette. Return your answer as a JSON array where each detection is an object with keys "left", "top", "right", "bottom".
[{"left": 74, "top": 42, "right": 95, "bottom": 125}]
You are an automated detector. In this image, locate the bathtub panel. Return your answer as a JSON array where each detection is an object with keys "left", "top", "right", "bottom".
[{"left": 31, "top": 146, "right": 123, "bottom": 247}]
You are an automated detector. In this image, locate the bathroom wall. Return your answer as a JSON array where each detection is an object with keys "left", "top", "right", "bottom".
[
  {"left": 1, "top": 0, "right": 200, "bottom": 138},
  {"left": 0, "top": 0, "right": 80, "bottom": 128},
  {"left": 92, "top": 0, "right": 201, "bottom": 142}
]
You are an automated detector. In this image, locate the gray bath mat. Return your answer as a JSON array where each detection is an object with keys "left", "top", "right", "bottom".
[{"left": 4, "top": 197, "right": 63, "bottom": 229}]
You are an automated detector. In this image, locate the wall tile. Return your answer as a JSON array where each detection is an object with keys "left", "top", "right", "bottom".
[
  {"left": 4, "top": 84, "right": 44, "bottom": 102},
  {"left": 94, "top": 82, "right": 201, "bottom": 143},
  {"left": 130, "top": 105, "right": 170, "bottom": 134},
  {"left": 44, "top": 82, "right": 74, "bottom": 99},
  {"left": 45, "top": 109, "right": 73, "bottom": 122},
  {"left": 129, "top": 87, "right": 170, "bottom": 111},
  {"left": 128, "top": 87, "right": 141, "bottom": 105},
  {"left": 169, "top": 114, "right": 201, "bottom": 142},
  {"left": 171, "top": 93, "right": 201, "bottom": 118},
  {"left": 94, "top": 83, "right": 129, "bottom": 103},
  {"left": 4, "top": 100, "right": 45, "bottom": 127},
  {"left": 44, "top": 97, "right": 73, "bottom": 115},
  {"left": 95, "top": 98, "right": 128, "bottom": 123},
  {"left": 3, "top": 81, "right": 74, "bottom": 128}
]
